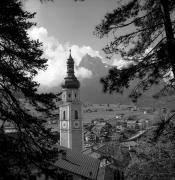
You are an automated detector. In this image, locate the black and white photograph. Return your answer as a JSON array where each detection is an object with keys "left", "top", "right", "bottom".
[{"left": 0, "top": 0, "right": 175, "bottom": 179}]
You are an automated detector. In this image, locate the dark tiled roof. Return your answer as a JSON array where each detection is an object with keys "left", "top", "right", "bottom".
[{"left": 56, "top": 147, "right": 100, "bottom": 180}]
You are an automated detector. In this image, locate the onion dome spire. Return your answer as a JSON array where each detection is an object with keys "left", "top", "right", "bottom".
[
  {"left": 62, "top": 49, "right": 80, "bottom": 89},
  {"left": 67, "top": 49, "right": 75, "bottom": 78}
]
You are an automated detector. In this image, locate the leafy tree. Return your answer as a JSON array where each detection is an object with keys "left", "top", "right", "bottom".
[
  {"left": 100, "top": 122, "right": 113, "bottom": 141},
  {"left": 0, "top": 0, "right": 61, "bottom": 179},
  {"left": 95, "top": 0, "right": 175, "bottom": 101},
  {"left": 88, "top": 132, "right": 98, "bottom": 144}
]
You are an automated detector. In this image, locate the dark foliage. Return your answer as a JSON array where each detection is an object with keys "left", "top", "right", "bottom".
[
  {"left": 100, "top": 122, "right": 113, "bottom": 141},
  {"left": 126, "top": 113, "right": 175, "bottom": 180},
  {"left": 0, "top": 0, "right": 60, "bottom": 179},
  {"left": 95, "top": 0, "right": 175, "bottom": 101},
  {"left": 153, "top": 112, "right": 175, "bottom": 141}
]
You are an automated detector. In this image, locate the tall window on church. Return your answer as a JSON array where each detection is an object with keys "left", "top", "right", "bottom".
[
  {"left": 75, "top": 110, "right": 78, "bottom": 119},
  {"left": 63, "top": 111, "right": 66, "bottom": 120}
]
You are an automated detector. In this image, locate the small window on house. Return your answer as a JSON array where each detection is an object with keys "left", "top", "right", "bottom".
[
  {"left": 68, "top": 94, "right": 71, "bottom": 98},
  {"left": 75, "top": 110, "right": 78, "bottom": 119},
  {"left": 75, "top": 93, "right": 77, "bottom": 98},
  {"left": 63, "top": 111, "right": 66, "bottom": 120}
]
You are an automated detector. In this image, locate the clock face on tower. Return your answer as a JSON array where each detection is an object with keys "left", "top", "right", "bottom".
[
  {"left": 73, "top": 121, "right": 80, "bottom": 129},
  {"left": 61, "top": 121, "right": 68, "bottom": 129}
]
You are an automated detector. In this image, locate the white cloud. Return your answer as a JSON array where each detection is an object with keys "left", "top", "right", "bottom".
[
  {"left": 112, "top": 58, "right": 133, "bottom": 69},
  {"left": 75, "top": 67, "right": 93, "bottom": 80},
  {"left": 163, "top": 69, "right": 174, "bottom": 83},
  {"left": 28, "top": 27, "right": 101, "bottom": 88},
  {"left": 110, "top": 47, "right": 153, "bottom": 69}
]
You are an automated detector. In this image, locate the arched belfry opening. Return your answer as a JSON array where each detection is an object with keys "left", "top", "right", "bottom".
[
  {"left": 63, "top": 111, "right": 66, "bottom": 120},
  {"left": 75, "top": 110, "right": 78, "bottom": 119}
]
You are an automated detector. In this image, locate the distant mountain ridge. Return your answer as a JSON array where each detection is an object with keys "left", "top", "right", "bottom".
[{"left": 79, "top": 54, "right": 111, "bottom": 77}]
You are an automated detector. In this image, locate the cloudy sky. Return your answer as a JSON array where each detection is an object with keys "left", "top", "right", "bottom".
[{"left": 24, "top": 0, "right": 128, "bottom": 89}]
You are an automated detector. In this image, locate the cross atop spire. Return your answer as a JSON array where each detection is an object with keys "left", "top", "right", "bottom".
[{"left": 69, "top": 49, "right": 73, "bottom": 60}]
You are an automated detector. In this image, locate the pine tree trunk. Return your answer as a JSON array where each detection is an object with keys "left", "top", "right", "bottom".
[{"left": 160, "top": 0, "right": 175, "bottom": 78}]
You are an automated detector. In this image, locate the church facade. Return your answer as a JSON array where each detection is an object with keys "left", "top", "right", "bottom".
[{"left": 59, "top": 50, "right": 83, "bottom": 152}]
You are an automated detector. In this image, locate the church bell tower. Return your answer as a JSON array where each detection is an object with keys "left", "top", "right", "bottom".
[{"left": 59, "top": 50, "right": 83, "bottom": 152}]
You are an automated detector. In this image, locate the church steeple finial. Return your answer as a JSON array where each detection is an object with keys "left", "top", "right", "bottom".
[
  {"left": 68, "top": 49, "right": 73, "bottom": 60},
  {"left": 69, "top": 49, "right": 71, "bottom": 55}
]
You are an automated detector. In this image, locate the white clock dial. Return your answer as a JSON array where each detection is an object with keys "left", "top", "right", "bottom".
[
  {"left": 73, "top": 121, "right": 80, "bottom": 128},
  {"left": 61, "top": 121, "right": 68, "bottom": 129}
]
